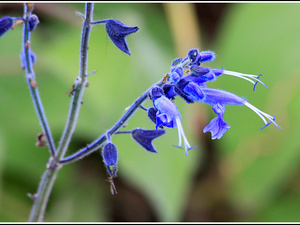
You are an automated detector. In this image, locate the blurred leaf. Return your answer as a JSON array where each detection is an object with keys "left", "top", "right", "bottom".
[{"left": 213, "top": 3, "right": 300, "bottom": 220}]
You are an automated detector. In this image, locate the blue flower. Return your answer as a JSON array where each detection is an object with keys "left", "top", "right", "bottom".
[
  {"left": 0, "top": 16, "right": 14, "bottom": 38},
  {"left": 131, "top": 128, "right": 166, "bottom": 153},
  {"left": 150, "top": 87, "right": 195, "bottom": 155},
  {"left": 92, "top": 19, "right": 139, "bottom": 55},
  {"left": 203, "top": 103, "right": 230, "bottom": 139}
]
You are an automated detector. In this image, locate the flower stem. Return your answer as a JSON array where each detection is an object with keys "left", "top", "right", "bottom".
[
  {"left": 22, "top": 3, "right": 56, "bottom": 157},
  {"left": 55, "top": 3, "right": 93, "bottom": 160},
  {"left": 59, "top": 79, "right": 164, "bottom": 165},
  {"left": 28, "top": 3, "right": 94, "bottom": 221}
]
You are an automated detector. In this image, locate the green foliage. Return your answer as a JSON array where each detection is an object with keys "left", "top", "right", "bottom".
[{"left": 0, "top": 2, "right": 300, "bottom": 222}]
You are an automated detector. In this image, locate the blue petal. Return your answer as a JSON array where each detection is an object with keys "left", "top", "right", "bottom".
[
  {"left": 200, "top": 88, "right": 246, "bottom": 106},
  {"left": 131, "top": 128, "right": 166, "bottom": 153},
  {"left": 0, "top": 16, "right": 13, "bottom": 38},
  {"left": 156, "top": 112, "right": 175, "bottom": 129},
  {"left": 183, "top": 82, "right": 205, "bottom": 102},
  {"left": 181, "top": 74, "right": 208, "bottom": 86},
  {"left": 190, "top": 65, "right": 210, "bottom": 76},
  {"left": 154, "top": 95, "right": 181, "bottom": 119},
  {"left": 203, "top": 104, "right": 231, "bottom": 139},
  {"left": 105, "top": 19, "right": 139, "bottom": 55}
]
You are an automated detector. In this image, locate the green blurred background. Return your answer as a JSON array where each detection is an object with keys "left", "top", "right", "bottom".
[{"left": 0, "top": 2, "right": 299, "bottom": 222}]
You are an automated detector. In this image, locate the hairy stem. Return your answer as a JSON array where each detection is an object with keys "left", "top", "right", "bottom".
[
  {"left": 55, "top": 3, "right": 93, "bottom": 160},
  {"left": 59, "top": 79, "right": 164, "bottom": 165},
  {"left": 22, "top": 3, "right": 56, "bottom": 158},
  {"left": 28, "top": 3, "right": 94, "bottom": 221}
]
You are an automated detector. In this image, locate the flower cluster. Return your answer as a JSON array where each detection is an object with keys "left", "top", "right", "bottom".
[{"left": 146, "top": 49, "right": 281, "bottom": 155}]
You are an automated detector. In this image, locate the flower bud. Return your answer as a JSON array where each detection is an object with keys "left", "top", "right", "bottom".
[
  {"left": 187, "top": 49, "right": 200, "bottom": 63},
  {"left": 28, "top": 14, "right": 39, "bottom": 32},
  {"left": 198, "top": 50, "right": 216, "bottom": 63},
  {"left": 102, "top": 142, "right": 118, "bottom": 177}
]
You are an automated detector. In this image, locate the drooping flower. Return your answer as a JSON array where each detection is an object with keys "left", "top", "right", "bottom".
[
  {"left": 150, "top": 86, "right": 195, "bottom": 155},
  {"left": 91, "top": 19, "right": 139, "bottom": 55},
  {"left": 203, "top": 103, "right": 230, "bottom": 139},
  {"left": 131, "top": 128, "right": 166, "bottom": 153}
]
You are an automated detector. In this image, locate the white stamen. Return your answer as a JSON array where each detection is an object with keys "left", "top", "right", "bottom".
[
  {"left": 175, "top": 117, "right": 192, "bottom": 155},
  {"left": 244, "top": 102, "right": 282, "bottom": 129},
  {"left": 223, "top": 70, "right": 267, "bottom": 87}
]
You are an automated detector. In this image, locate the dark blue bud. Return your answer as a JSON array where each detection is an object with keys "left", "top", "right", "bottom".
[
  {"left": 102, "top": 142, "right": 118, "bottom": 166},
  {"left": 198, "top": 50, "right": 216, "bottom": 63},
  {"left": 131, "top": 128, "right": 166, "bottom": 153},
  {"left": 150, "top": 86, "right": 164, "bottom": 101},
  {"left": 190, "top": 65, "right": 210, "bottom": 76},
  {"left": 0, "top": 16, "right": 14, "bottom": 38},
  {"left": 188, "top": 49, "right": 200, "bottom": 63},
  {"left": 102, "top": 142, "right": 118, "bottom": 177},
  {"left": 170, "top": 57, "right": 183, "bottom": 68},
  {"left": 105, "top": 19, "right": 139, "bottom": 55},
  {"left": 28, "top": 14, "right": 39, "bottom": 32}
]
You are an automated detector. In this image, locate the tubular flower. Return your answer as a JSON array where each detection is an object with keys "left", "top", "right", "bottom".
[{"left": 150, "top": 86, "right": 194, "bottom": 155}]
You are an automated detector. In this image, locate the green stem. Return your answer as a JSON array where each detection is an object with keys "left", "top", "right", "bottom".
[
  {"left": 28, "top": 3, "right": 94, "bottom": 221},
  {"left": 23, "top": 3, "right": 56, "bottom": 157},
  {"left": 55, "top": 3, "right": 93, "bottom": 160}
]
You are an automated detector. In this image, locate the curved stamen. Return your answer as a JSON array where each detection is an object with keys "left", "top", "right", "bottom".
[
  {"left": 253, "top": 74, "right": 263, "bottom": 92},
  {"left": 175, "top": 117, "right": 194, "bottom": 155},
  {"left": 223, "top": 70, "right": 267, "bottom": 88},
  {"left": 244, "top": 102, "right": 282, "bottom": 129}
]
